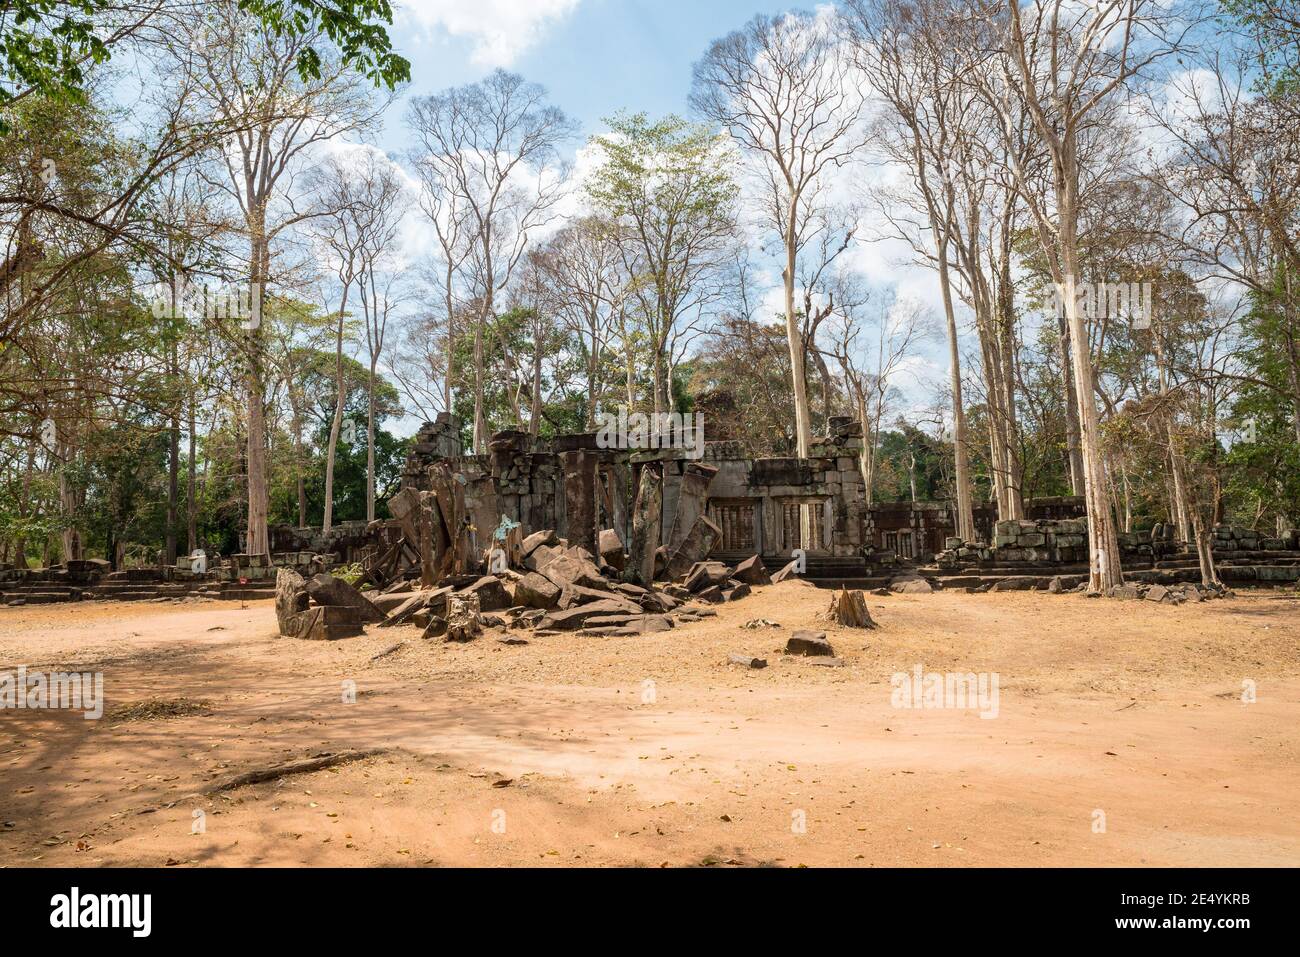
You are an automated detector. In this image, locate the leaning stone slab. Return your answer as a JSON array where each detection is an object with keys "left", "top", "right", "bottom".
[
  {"left": 627, "top": 463, "right": 663, "bottom": 585},
  {"left": 1144, "top": 583, "right": 1169, "bottom": 603},
  {"left": 296, "top": 604, "right": 365, "bottom": 641},
  {"left": 520, "top": 529, "right": 558, "bottom": 558},
  {"left": 770, "top": 559, "right": 801, "bottom": 584},
  {"left": 665, "top": 514, "right": 721, "bottom": 580},
  {"left": 695, "top": 585, "right": 725, "bottom": 604},
  {"left": 537, "top": 600, "right": 643, "bottom": 631},
  {"left": 306, "top": 573, "right": 386, "bottom": 623},
  {"left": 373, "top": 591, "right": 421, "bottom": 614},
  {"left": 560, "top": 584, "right": 638, "bottom": 611},
  {"left": 683, "top": 561, "right": 730, "bottom": 593},
  {"left": 458, "top": 575, "right": 512, "bottom": 612},
  {"left": 523, "top": 543, "right": 561, "bottom": 572},
  {"left": 598, "top": 529, "right": 625, "bottom": 573},
  {"left": 379, "top": 587, "right": 452, "bottom": 627},
  {"left": 721, "top": 581, "right": 752, "bottom": 603},
  {"left": 540, "top": 554, "right": 609, "bottom": 592}
]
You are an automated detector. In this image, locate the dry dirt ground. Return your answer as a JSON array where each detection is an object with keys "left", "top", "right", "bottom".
[{"left": 1, "top": 580, "right": 1298, "bottom": 868}]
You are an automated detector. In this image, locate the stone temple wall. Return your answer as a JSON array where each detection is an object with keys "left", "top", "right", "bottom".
[
  {"left": 938, "top": 518, "right": 1300, "bottom": 570},
  {"left": 397, "top": 413, "right": 870, "bottom": 563},
  {"left": 704, "top": 415, "right": 867, "bottom": 559}
]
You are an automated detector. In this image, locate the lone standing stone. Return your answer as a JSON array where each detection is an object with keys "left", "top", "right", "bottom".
[
  {"left": 628, "top": 462, "right": 663, "bottom": 586},
  {"left": 275, "top": 568, "right": 309, "bottom": 637}
]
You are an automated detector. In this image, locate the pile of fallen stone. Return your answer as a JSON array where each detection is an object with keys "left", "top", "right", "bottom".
[
  {"left": 1096, "top": 581, "right": 1233, "bottom": 604},
  {"left": 275, "top": 528, "right": 799, "bottom": 642},
  {"left": 935, "top": 537, "right": 986, "bottom": 570},
  {"left": 275, "top": 569, "right": 387, "bottom": 640}
]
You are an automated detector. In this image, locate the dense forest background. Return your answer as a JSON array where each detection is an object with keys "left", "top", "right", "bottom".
[{"left": 1, "top": 0, "right": 1297, "bottom": 576}]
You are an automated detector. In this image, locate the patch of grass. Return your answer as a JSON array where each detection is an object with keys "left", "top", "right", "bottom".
[
  {"left": 334, "top": 562, "right": 367, "bottom": 588},
  {"left": 107, "top": 697, "right": 212, "bottom": 723}
]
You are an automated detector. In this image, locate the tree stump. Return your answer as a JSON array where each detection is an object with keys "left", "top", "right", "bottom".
[
  {"left": 444, "top": 593, "right": 482, "bottom": 643},
  {"left": 827, "top": 588, "right": 876, "bottom": 629}
]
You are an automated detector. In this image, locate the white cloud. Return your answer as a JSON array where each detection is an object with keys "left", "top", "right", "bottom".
[{"left": 397, "top": 0, "right": 583, "bottom": 67}]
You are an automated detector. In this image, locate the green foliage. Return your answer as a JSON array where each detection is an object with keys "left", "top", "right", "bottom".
[
  {"left": 0, "top": 0, "right": 409, "bottom": 131},
  {"left": 332, "top": 561, "right": 366, "bottom": 586},
  {"left": 876, "top": 425, "right": 952, "bottom": 504},
  {"left": 1224, "top": 284, "right": 1300, "bottom": 525},
  {"left": 1222, "top": 0, "right": 1300, "bottom": 94},
  {"left": 587, "top": 112, "right": 738, "bottom": 224}
]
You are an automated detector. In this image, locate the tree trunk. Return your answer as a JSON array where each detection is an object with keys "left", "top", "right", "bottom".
[
  {"left": 1059, "top": 266, "right": 1123, "bottom": 592},
  {"left": 472, "top": 308, "right": 487, "bottom": 453},
  {"left": 166, "top": 410, "right": 179, "bottom": 565},
  {"left": 855, "top": 392, "right": 875, "bottom": 505},
  {"left": 530, "top": 333, "right": 544, "bottom": 438},
  {"left": 1190, "top": 506, "right": 1220, "bottom": 588},
  {"left": 937, "top": 242, "right": 975, "bottom": 542},
  {"left": 58, "top": 439, "right": 83, "bottom": 562},
  {"left": 784, "top": 200, "right": 814, "bottom": 461},
  {"left": 1056, "top": 311, "right": 1085, "bottom": 495},
  {"left": 323, "top": 285, "right": 351, "bottom": 534},
  {"left": 15, "top": 442, "right": 34, "bottom": 567},
  {"left": 586, "top": 319, "right": 599, "bottom": 431},
  {"left": 289, "top": 389, "right": 306, "bottom": 529},
  {"left": 472, "top": 237, "right": 493, "bottom": 453},
  {"left": 244, "top": 227, "right": 271, "bottom": 560},
  {"left": 187, "top": 396, "right": 197, "bottom": 554},
  {"left": 366, "top": 359, "right": 377, "bottom": 523},
  {"left": 444, "top": 258, "right": 456, "bottom": 413}
]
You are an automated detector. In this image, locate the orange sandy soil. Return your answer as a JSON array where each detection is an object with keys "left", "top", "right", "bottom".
[{"left": 1, "top": 581, "right": 1297, "bottom": 868}]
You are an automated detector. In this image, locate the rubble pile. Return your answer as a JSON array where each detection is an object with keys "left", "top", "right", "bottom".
[
  {"left": 1098, "top": 581, "right": 1234, "bottom": 604},
  {"left": 274, "top": 519, "right": 796, "bottom": 642}
]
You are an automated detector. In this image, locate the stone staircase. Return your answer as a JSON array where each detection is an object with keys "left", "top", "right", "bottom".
[
  {"left": 709, "top": 552, "right": 893, "bottom": 590},
  {"left": 2, "top": 572, "right": 279, "bottom": 606}
]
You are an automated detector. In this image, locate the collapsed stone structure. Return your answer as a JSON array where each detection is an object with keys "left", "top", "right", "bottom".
[
  {"left": 7, "top": 409, "right": 1300, "bottom": 609},
  {"left": 0, "top": 555, "right": 282, "bottom": 605},
  {"left": 367, "top": 413, "right": 870, "bottom": 588},
  {"left": 926, "top": 517, "right": 1300, "bottom": 594}
]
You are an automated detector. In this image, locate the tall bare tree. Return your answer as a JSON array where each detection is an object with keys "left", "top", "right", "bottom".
[
  {"left": 308, "top": 148, "right": 401, "bottom": 531},
  {"left": 844, "top": 0, "right": 978, "bottom": 539},
  {"left": 406, "top": 70, "right": 575, "bottom": 452},
  {"left": 985, "top": 0, "right": 1193, "bottom": 591},
  {"left": 187, "top": 2, "right": 382, "bottom": 557},
  {"left": 692, "top": 9, "right": 868, "bottom": 464},
  {"left": 532, "top": 217, "right": 630, "bottom": 429}
]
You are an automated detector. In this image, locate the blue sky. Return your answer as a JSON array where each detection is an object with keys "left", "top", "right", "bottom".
[{"left": 381, "top": 0, "right": 811, "bottom": 151}]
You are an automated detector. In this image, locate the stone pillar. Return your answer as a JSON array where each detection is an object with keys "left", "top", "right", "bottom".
[
  {"left": 561, "top": 450, "right": 597, "bottom": 556},
  {"left": 628, "top": 461, "right": 663, "bottom": 585},
  {"left": 666, "top": 461, "right": 718, "bottom": 552}
]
